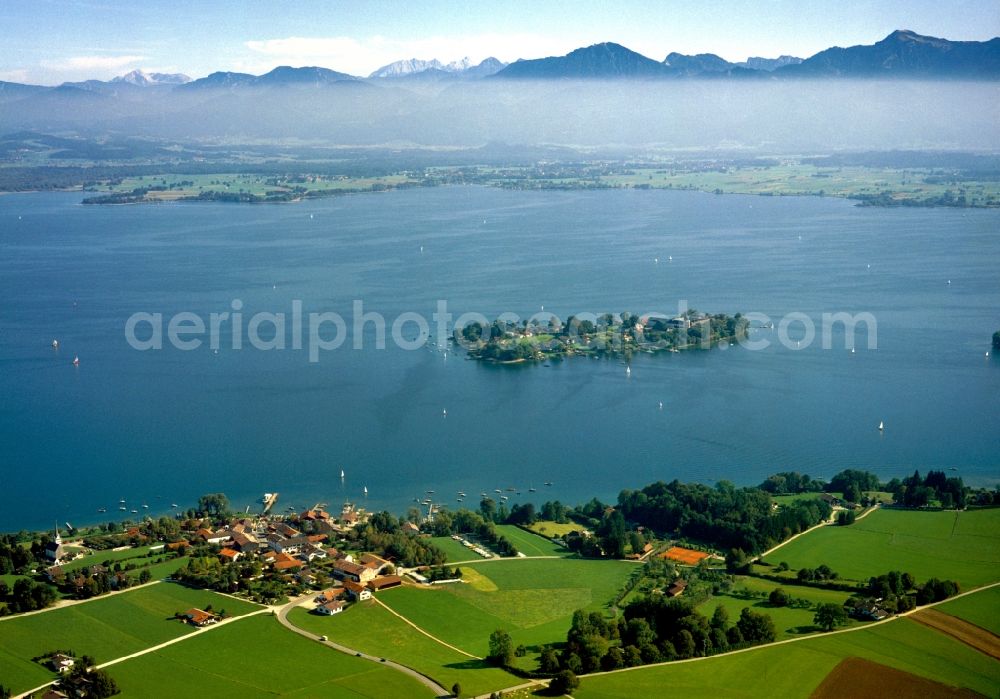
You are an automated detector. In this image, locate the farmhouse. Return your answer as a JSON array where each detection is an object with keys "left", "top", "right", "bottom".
[
  {"left": 315, "top": 587, "right": 346, "bottom": 604},
  {"left": 360, "top": 553, "right": 392, "bottom": 573},
  {"left": 183, "top": 608, "right": 218, "bottom": 627},
  {"left": 315, "top": 599, "right": 345, "bottom": 615},
  {"left": 666, "top": 579, "right": 688, "bottom": 597},
  {"left": 343, "top": 579, "right": 372, "bottom": 601},
  {"left": 48, "top": 653, "right": 75, "bottom": 673},
  {"left": 218, "top": 547, "right": 241, "bottom": 562},
  {"left": 333, "top": 558, "right": 377, "bottom": 583}
]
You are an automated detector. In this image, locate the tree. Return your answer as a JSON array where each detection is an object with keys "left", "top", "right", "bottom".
[
  {"left": 539, "top": 646, "right": 560, "bottom": 673},
  {"left": 768, "top": 588, "right": 790, "bottom": 607},
  {"left": 451, "top": 682, "right": 461, "bottom": 697},
  {"left": 814, "top": 603, "right": 848, "bottom": 631},
  {"left": 725, "top": 548, "right": 750, "bottom": 574},
  {"left": 736, "top": 608, "right": 776, "bottom": 644},
  {"left": 675, "top": 629, "right": 696, "bottom": 658},
  {"left": 708, "top": 604, "right": 729, "bottom": 631},
  {"left": 993, "top": 330, "right": 1000, "bottom": 351},
  {"left": 550, "top": 670, "right": 580, "bottom": 695},
  {"left": 138, "top": 568, "right": 152, "bottom": 584},
  {"left": 487, "top": 629, "right": 514, "bottom": 666},
  {"left": 197, "top": 493, "right": 230, "bottom": 518}
]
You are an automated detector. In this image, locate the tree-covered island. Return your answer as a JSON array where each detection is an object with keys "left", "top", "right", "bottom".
[{"left": 460, "top": 309, "right": 748, "bottom": 363}]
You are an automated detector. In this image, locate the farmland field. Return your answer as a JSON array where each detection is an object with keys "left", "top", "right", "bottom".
[
  {"left": 935, "top": 585, "right": 1000, "bottom": 635},
  {"left": 696, "top": 576, "right": 861, "bottom": 640},
  {"left": 575, "top": 615, "right": 1000, "bottom": 698},
  {"left": 378, "top": 558, "right": 636, "bottom": 658},
  {"left": 0, "top": 582, "right": 260, "bottom": 694},
  {"left": 429, "top": 535, "right": 482, "bottom": 562},
  {"left": 527, "top": 520, "right": 585, "bottom": 538},
  {"left": 288, "top": 602, "right": 516, "bottom": 696},
  {"left": 111, "top": 613, "right": 434, "bottom": 698},
  {"left": 493, "top": 525, "right": 570, "bottom": 557},
  {"left": 762, "top": 508, "right": 1000, "bottom": 588}
]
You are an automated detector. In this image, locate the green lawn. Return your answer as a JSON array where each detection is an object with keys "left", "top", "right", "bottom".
[
  {"left": 762, "top": 508, "right": 1000, "bottom": 588},
  {"left": 289, "top": 602, "right": 516, "bottom": 696},
  {"left": 379, "top": 558, "right": 636, "bottom": 659},
  {"left": 111, "top": 613, "right": 434, "bottom": 698},
  {"left": 494, "top": 525, "right": 570, "bottom": 557},
  {"left": 935, "top": 584, "right": 1000, "bottom": 635},
  {"left": 430, "top": 536, "right": 482, "bottom": 563},
  {"left": 0, "top": 582, "right": 260, "bottom": 694},
  {"left": 696, "top": 576, "right": 860, "bottom": 640},
  {"left": 527, "top": 520, "right": 585, "bottom": 538},
  {"left": 60, "top": 545, "right": 159, "bottom": 573},
  {"left": 576, "top": 616, "right": 999, "bottom": 699}
]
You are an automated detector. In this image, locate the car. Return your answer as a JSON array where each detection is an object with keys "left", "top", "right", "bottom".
[
  {"left": 380, "top": 658, "right": 386, "bottom": 662},
  {"left": 356, "top": 652, "right": 362, "bottom": 657},
  {"left": 318, "top": 635, "right": 328, "bottom": 642}
]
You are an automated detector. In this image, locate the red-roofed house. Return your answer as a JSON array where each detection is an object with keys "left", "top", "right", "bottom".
[{"left": 343, "top": 579, "right": 372, "bottom": 601}]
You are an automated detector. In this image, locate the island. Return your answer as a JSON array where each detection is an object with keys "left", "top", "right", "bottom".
[{"left": 460, "top": 310, "right": 748, "bottom": 363}]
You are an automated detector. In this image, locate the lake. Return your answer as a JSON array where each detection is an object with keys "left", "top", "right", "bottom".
[{"left": 1, "top": 186, "right": 997, "bottom": 531}]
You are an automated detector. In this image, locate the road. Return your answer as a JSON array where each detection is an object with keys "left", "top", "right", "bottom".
[
  {"left": 759, "top": 503, "right": 880, "bottom": 560},
  {"left": 275, "top": 593, "right": 451, "bottom": 697}
]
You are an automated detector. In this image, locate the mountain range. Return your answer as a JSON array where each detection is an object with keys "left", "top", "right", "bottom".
[{"left": 1, "top": 30, "right": 996, "bottom": 97}]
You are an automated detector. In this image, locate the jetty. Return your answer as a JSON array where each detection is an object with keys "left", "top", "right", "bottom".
[{"left": 262, "top": 492, "right": 279, "bottom": 514}]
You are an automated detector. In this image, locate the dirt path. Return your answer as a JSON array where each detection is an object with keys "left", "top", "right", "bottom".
[
  {"left": 910, "top": 608, "right": 1000, "bottom": 660},
  {"left": 0, "top": 579, "right": 164, "bottom": 622},
  {"left": 370, "top": 595, "right": 479, "bottom": 659},
  {"left": 275, "top": 594, "right": 450, "bottom": 697},
  {"left": 16, "top": 607, "right": 270, "bottom": 698},
  {"left": 759, "top": 504, "right": 880, "bottom": 560}
]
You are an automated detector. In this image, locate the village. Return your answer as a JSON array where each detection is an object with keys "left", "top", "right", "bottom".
[{"left": 38, "top": 499, "right": 483, "bottom": 626}]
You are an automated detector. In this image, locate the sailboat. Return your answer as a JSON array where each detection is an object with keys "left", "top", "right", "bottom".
[
  {"left": 878, "top": 420, "right": 884, "bottom": 431},
  {"left": 72, "top": 355, "right": 80, "bottom": 366},
  {"left": 340, "top": 469, "right": 345, "bottom": 479},
  {"left": 626, "top": 365, "right": 631, "bottom": 377},
  {"left": 52, "top": 340, "right": 59, "bottom": 349},
  {"left": 363, "top": 486, "right": 368, "bottom": 495}
]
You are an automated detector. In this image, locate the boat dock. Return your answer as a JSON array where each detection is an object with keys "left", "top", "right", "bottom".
[{"left": 262, "top": 492, "right": 279, "bottom": 514}]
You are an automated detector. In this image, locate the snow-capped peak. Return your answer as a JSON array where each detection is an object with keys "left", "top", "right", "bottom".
[{"left": 112, "top": 69, "right": 192, "bottom": 86}]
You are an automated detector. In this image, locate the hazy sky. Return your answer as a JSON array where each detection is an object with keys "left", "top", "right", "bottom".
[{"left": 2, "top": 0, "right": 999, "bottom": 84}]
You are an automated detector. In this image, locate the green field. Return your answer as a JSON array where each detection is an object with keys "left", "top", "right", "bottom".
[
  {"left": 494, "top": 525, "right": 570, "bottom": 557},
  {"left": 289, "top": 602, "right": 516, "bottom": 696},
  {"left": 379, "top": 558, "right": 636, "bottom": 660},
  {"left": 762, "top": 508, "right": 1000, "bottom": 588},
  {"left": 0, "top": 582, "right": 260, "bottom": 693},
  {"left": 576, "top": 616, "right": 1000, "bottom": 698},
  {"left": 95, "top": 172, "right": 416, "bottom": 201},
  {"left": 429, "top": 536, "right": 483, "bottom": 563},
  {"left": 111, "top": 613, "right": 434, "bottom": 698},
  {"left": 60, "top": 545, "right": 160, "bottom": 572},
  {"left": 935, "top": 584, "right": 1000, "bottom": 635},
  {"left": 696, "top": 576, "right": 860, "bottom": 640},
  {"left": 527, "top": 520, "right": 585, "bottom": 538}
]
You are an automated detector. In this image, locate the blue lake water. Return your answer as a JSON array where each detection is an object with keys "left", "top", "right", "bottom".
[{"left": 1, "top": 187, "right": 998, "bottom": 531}]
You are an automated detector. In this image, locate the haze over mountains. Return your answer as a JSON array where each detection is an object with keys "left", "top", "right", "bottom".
[{"left": 0, "top": 31, "right": 997, "bottom": 152}]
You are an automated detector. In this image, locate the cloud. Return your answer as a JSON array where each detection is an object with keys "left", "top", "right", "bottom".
[
  {"left": 0, "top": 68, "right": 30, "bottom": 83},
  {"left": 41, "top": 54, "right": 146, "bottom": 71},
  {"left": 241, "top": 34, "right": 579, "bottom": 76}
]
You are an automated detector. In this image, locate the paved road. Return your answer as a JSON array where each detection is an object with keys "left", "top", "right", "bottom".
[{"left": 275, "top": 594, "right": 451, "bottom": 697}]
